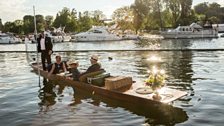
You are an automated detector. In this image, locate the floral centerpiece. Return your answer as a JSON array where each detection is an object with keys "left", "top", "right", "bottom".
[{"left": 145, "top": 66, "right": 166, "bottom": 90}]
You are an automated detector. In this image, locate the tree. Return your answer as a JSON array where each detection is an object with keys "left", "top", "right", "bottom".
[
  {"left": 36, "top": 15, "right": 45, "bottom": 32},
  {"left": 78, "top": 11, "right": 93, "bottom": 32},
  {"left": 131, "top": 0, "right": 151, "bottom": 33},
  {"left": 164, "top": 0, "right": 181, "bottom": 27},
  {"left": 3, "top": 21, "right": 14, "bottom": 32},
  {"left": 194, "top": 2, "right": 208, "bottom": 15},
  {"left": 194, "top": 2, "right": 223, "bottom": 24},
  {"left": 91, "top": 10, "right": 105, "bottom": 26},
  {"left": 67, "top": 8, "right": 78, "bottom": 32},
  {"left": 112, "top": 6, "right": 134, "bottom": 32},
  {"left": 0, "top": 18, "right": 3, "bottom": 31},
  {"left": 53, "top": 7, "right": 71, "bottom": 32},
  {"left": 13, "top": 20, "right": 23, "bottom": 34},
  {"left": 45, "top": 15, "right": 54, "bottom": 30},
  {"left": 23, "top": 15, "right": 34, "bottom": 34}
]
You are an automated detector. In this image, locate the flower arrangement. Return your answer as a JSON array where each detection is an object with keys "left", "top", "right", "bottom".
[{"left": 145, "top": 66, "right": 166, "bottom": 90}]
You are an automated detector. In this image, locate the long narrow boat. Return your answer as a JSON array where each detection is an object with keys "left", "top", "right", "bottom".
[{"left": 31, "top": 63, "right": 188, "bottom": 124}]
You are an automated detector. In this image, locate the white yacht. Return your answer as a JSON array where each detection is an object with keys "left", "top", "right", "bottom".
[
  {"left": 212, "top": 24, "right": 224, "bottom": 33},
  {"left": 0, "top": 33, "right": 21, "bottom": 44},
  {"left": 74, "top": 26, "right": 122, "bottom": 42},
  {"left": 160, "top": 23, "right": 218, "bottom": 39}
]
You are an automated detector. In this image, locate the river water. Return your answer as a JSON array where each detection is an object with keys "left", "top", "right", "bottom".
[{"left": 0, "top": 36, "right": 224, "bottom": 126}]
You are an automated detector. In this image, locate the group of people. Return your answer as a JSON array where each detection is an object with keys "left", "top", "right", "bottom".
[
  {"left": 48, "top": 54, "right": 101, "bottom": 81},
  {"left": 37, "top": 30, "right": 101, "bottom": 81}
]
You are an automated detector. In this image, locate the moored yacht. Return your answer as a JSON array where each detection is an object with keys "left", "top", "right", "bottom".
[
  {"left": 74, "top": 26, "right": 122, "bottom": 42},
  {"left": 160, "top": 23, "right": 218, "bottom": 39},
  {"left": 0, "top": 33, "right": 22, "bottom": 44}
]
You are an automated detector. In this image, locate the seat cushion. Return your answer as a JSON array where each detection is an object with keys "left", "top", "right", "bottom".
[{"left": 79, "top": 69, "right": 105, "bottom": 82}]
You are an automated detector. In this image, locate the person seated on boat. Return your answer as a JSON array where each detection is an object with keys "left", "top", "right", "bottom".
[
  {"left": 78, "top": 54, "right": 106, "bottom": 82},
  {"left": 80, "top": 55, "right": 101, "bottom": 76},
  {"left": 67, "top": 60, "right": 80, "bottom": 81},
  {"left": 48, "top": 55, "right": 67, "bottom": 77}
]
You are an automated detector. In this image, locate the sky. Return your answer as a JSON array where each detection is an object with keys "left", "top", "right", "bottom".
[{"left": 0, "top": 0, "right": 224, "bottom": 23}]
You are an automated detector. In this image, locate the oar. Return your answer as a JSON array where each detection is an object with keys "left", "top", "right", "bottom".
[{"left": 33, "top": 6, "right": 41, "bottom": 86}]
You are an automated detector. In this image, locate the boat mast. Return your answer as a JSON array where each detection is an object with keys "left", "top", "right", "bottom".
[{"left": 33, "top": 6, "right": 41, "bottom": 85}]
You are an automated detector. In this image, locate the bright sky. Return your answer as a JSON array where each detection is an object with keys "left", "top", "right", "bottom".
[{"left": 0, "top": 0, "right": 223, "bottom": 23}]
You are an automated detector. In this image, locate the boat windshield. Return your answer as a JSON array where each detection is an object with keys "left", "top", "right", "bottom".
[
  {"left": 91, "top": 30, "right": 103, "bottom": 33},
  {"left": 0, "top": 34, "right": 10, "bottom": 37}
]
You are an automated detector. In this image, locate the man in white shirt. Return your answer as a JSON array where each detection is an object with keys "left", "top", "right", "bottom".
[{"left": 37, "top": 31, "right": 53, "bottom": 71}]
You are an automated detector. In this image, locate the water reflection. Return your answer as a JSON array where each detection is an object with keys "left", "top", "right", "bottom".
[
  {"left": 65, "top": 85, "right": 188, "bottom": 125},
  {"left": 38, "top": 78, "right": 56, "bottom": 112},
  {"left": 34, "top": 74, "right": 188, "bottom": 125}
]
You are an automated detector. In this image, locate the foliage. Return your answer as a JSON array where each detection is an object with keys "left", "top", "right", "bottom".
[
  {"left": 145, "top": 70, "right": 166, "bottom": 90},
  {"left": 0, "top": 19, "right": 3, "bottom": 31},
  {"left": 1, "top": 1, "right": 224, "bottom": 35},
  {"left": 194, "top": 2, "right": 224, "bottom": 24},
  {"left": 112, "top": 6, "right": 134, "bottom": 33}
]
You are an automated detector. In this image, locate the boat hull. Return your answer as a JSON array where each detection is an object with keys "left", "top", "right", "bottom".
[
  {"left": 31, "top": 63, "right": 187, "bottom": 103},
  {"left": 31, "top": 63, "right": 188, "bottom": 124},
  {"left": 161, "top": 31, "right": 218, "bottom": 39}
]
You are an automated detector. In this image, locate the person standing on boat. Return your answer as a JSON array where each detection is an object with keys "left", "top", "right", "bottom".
[
  {"left": 37, "top": 31, "right": 53, "bottom": 71},
  {"left": 48, "top": 55, "right": 67, "bottom": 76}
]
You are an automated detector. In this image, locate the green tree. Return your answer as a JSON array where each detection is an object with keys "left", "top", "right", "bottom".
[
  {"left": 91, "top": 10, "right": 106, "bottom": 25},
  {"left": 0, "top": 18, "right": 3, "bottom": 31},
  {"left": 36, "top": 15, "right": 45, "bottom": 32},
  {"left": 3, "top": 21, "right": 14, "bottom": 32},
  {"left": 23, "top": 15, "right": 34, "bottom": 34},
  {"left": 112, "top": 6, "right": 134, "bottom": 33},
  {"left": 131, "top": 0, "right": 151, "bottom": 33},
  {"left": 194, "top": 2, "right": 223, "bottom": 24},
  {"left": 78, "top": 11, "right": 93, "bottom": 32},
  {"left": 13, "top": 20, "right": 23, "bottom": 34},
  {"left": 45, "top": 15, "right": 54, "bottom": 30},
  {"left": 53, "top": 7, "right": 72, "bottom": 32},
  {"left": 67, "top": 8, "right": 78, "bottom": 32},
  {"left": 194, "top": 2, "right": 208, "bottom": 15}
]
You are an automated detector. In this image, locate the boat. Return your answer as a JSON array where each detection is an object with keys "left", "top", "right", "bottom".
[
  {"left": 160, "top": 23, "right": 218, "bottom": 39},
  {"left": 73, "top": 26, "right": 122, "bottom": 42},
  {"left": 213, "top": 24, "right": 224, "bottom": 33},
  {"left": 31, "top": 62, "right": 188, "bottom": 124},
  {"left": 31, "top": 62, "right": 187, "bottom": 104},
  {"left": 0, "top": 33, "right": 22, "bottom": 44},
  {"left": 221, "top": 34, "right": 224, "bottom": 37},
  {"left": 122, "top": 34, "right": 139, "bottom": 40}
]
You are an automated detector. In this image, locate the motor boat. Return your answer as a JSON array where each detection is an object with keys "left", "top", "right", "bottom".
[
  {"left": 0, "top": 33, "right": 21, "bottom": 44},
  {"left": 160, "top": 23, "right": 218, "bottom": 39},
  {"left": 74, "top": 26, "right": 122, "bottom": 42},
  {"left": 212, "top": 24, "right": 224, "bottom": 33}
]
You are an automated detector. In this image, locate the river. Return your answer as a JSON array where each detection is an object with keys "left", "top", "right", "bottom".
[{"left": 0, "top": 36, "right": 224, "bottom": 126}]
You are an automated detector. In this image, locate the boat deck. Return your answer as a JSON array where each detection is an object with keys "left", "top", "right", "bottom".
[{"left": 124, "top": 84, "right": 187, "bottom": 103}]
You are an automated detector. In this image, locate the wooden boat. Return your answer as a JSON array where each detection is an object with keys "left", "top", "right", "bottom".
[{"left": 31, "top": 63, "right": 188, "bottom": 124}]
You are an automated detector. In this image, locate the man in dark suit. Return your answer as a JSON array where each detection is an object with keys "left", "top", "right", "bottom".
[{"left": 37, "top": 31, "right": 53, "bottom": 71}]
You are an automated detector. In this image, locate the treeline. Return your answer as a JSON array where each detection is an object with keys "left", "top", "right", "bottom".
[
  {"left": 113, "top": 0, "right": 224, "bottom": 33},
  {"left": 0, "top": 7, "right": 106, "bottom": 35},
  {"left": 0, "top": 1, "right": 223, "bottom": 35}
]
